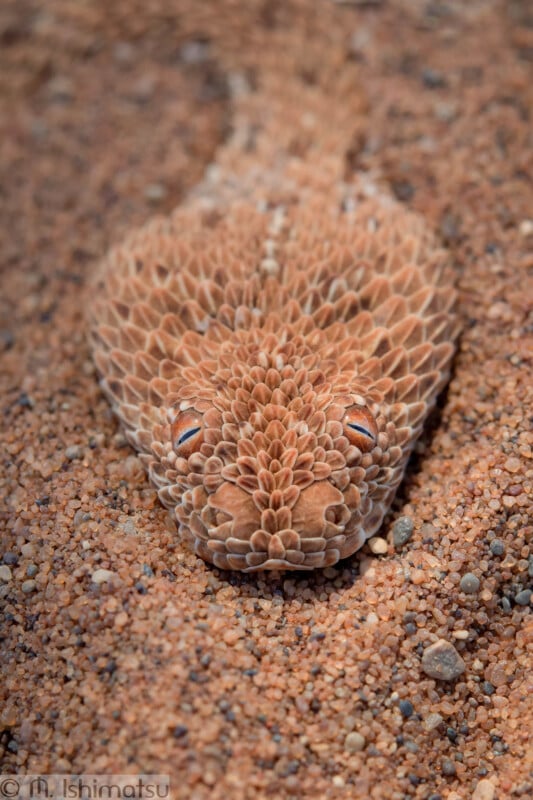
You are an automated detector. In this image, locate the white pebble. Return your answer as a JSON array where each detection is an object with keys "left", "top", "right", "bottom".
[{"left": 92, "top": 569, "right": 115, "bottom": 584}]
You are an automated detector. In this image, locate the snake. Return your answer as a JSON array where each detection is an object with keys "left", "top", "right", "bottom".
[{"left": 89, "top": 6, "right": 459, "bottom": 572}]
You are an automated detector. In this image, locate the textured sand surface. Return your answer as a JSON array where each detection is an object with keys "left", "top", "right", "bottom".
[{"left": 1, "top": 1, "right": 532, "bottom": 798}]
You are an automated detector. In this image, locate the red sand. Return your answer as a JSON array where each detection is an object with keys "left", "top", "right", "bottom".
[{"left": 1, "top": 2, "right": 532, "bottom": 798}]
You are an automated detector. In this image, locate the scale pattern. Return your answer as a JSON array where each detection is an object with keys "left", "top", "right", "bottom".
[{"left": 90, "top": 191, "right": 459, "bottom": 571}]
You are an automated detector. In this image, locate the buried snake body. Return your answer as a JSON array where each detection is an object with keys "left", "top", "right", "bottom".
[{"left": 89, "top": 21, "right": 459, "bottom": 572}]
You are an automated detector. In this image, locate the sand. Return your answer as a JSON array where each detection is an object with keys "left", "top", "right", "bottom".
[{"left": 1, "top": 1, "right": 532, "bottom": 798}]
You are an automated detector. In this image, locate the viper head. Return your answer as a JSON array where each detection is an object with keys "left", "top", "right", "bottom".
[{"left": 155, "top": 332, "right": 403, "bottom": 571}]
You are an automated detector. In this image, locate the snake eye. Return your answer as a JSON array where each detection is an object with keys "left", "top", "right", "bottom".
[
  {"left": 344, "top": 405, "right": 378, "bottom": 453},
  {"left": 171, "top": 410, "right": 204, "bottom": 458}
]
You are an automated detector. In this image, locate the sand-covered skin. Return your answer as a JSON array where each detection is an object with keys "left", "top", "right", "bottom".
[{"left": 1, "top": 1, "right": 532, "bottom": 798}]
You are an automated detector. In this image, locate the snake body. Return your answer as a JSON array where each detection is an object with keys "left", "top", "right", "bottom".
[{"left": 89, "top": 10, "right": 459, "bottom": 571}]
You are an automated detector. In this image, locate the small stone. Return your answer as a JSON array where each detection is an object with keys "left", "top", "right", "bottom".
[
  {"left": 421, "top": 639, "right": 466, "bottom": 681},
  {"left": 460, "top": 573, "right": 480, "bottom": 594},
  {"left": 172, "top": 724, "right": 188, "bottom": 739},
  {"left": 441, "top": 758, "right": 456, "bottom": 777},
  {"left": 344, "top": 731, "right": 366, "bottom": 753},
  {"left": 472, "top": 778, "right": 496, "bottom": 800},
  {"left": 65, "top": 445, "right": 83, "bottom": 460},
  {"left": 26, "top": 564, "right": 38, "bottom": 577},
  {"left": 501, "top": 597, "right": 512, "bottom": 613},
  {"left": 144, "top": 183, "right": 167, "bottom": 203},
  {"left": 91, "top": 569, "right": 115, "bottom": 584},
  {"left": 399, "top": 700, "right": 414, "bottom": 718},
  {"left": 21, "top": 579, "right": 37, "bottom": 594},
  {"left": 368, "top": 536, "right": 388, "bottom": 554},
  {"left": 0, "top": 565, "right": 13, "bottom": 582},
  {"left": 392, "top": 516, "right": 414, "bottom": 548},
  {"left": 503, "top": 457, "right": 521, "bottom": 473},
  {"left": 3, "top": 552, "right": 19, "bottom": 565},
  {"left": 514, "top": 589, "right": 531, "bottom": 606},
  {"left": 489, "top": 539, "right": 505, "bottom": 557},
  {"left": 421, "top": 68, "right": 447, "bottom": 89},
  {"left": 425, "top": 713, "right": 444, "bottom": 731},
  {"left": 518, "top": 219, "right": 533, "bottom": 237}
]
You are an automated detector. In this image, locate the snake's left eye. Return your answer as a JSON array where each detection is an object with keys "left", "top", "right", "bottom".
[
  {"left": 171, "top": 410, "right": 204, "bottom": 458},
  {"left": 344, "top": 405, "right": 378, "bottom": 453}
]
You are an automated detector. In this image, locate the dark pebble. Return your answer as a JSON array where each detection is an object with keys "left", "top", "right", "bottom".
[
  {"left": 392, "top": 181, "right": 415, "bottom": 203},
  {"left": 3, "top": 552, "right": 19, "bottom": 565},
  {"left": 18, "top": 392, "right": 34, "bottom": 408},
  {"left": 399, "top": 699, "right": 414, "bottom": 718},
  {"left": 422, "top": 68, "right": 447, "bottom": 88},
  {"left": 489, "top": 539, "right": 505, "bottom": 556},
  {"left": 483, "top": 681, "right": 495, "bottom": 696},
  {"left": 441, "top": 758, "right": 457, "bottom": 777},
  {"left": 393, "top": 516, "right": 414, "bottom": 548},
  {"left": 446, "top": 727, "right": 458, "bottom": 742},
  {"left": 0, "top": 329, "right": 15, "bottom": 350},
  {"left": 460, "top": 573, "right": 480, "bottom": 594},
  {"left": 514, "top": 589, "right": 531, "bottom": 606},
  {"left": 172, "top": 724, "right": 188, "bottom": 739}
]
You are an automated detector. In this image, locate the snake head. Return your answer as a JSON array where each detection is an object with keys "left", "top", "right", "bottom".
[{"left": 155, "top": 350, "right": 405, "bottom": 571}]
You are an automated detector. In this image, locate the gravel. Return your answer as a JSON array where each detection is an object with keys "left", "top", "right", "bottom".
[
  {"left": 514, "top": 589, "right": 532, "bottom": 606},
  {"left": 421, "top": 639, "right": 466, "bottom": 681},
  {"left": 1, "top": 2, "right": 531, "bottom": 797},
  {"left": 344, "top": 731, "right": 366, "bottom": 753},
  {"left": 489, "top": 539, "right": 505, "bottom": 557},
  {"left": 392, "top": 516, "right": 414, "bottom": 548},
  {"left": 460, "top": 573, "right": 480, "bottom": 594}
]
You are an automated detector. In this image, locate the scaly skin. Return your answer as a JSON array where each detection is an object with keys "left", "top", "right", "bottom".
[{"left": 89, "top": 8, "right": 459, "bottom": 570}]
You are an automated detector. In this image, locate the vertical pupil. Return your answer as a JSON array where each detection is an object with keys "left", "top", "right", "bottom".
[
  {"left": 347, "top": 422, "right": 374, "bottom": 440},
  {"left": 178, "top": 426, "right": 201, "bottom": 445}
]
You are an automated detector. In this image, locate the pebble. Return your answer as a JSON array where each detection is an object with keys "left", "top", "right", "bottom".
[
  {"left": 421, "top": 68, "right": 447, "bottom": 89},
  {"left": 344, "top": 731, "right": 366, "bottom": 753},
  {"left": 26, "top": 564, "right": 38, "bottom": 578},
  {"left": 368, "top": 536, "right": 388, "bottom": 554},
  {"left": 172, "top": 724, "right": 188, "bottom": 739},
  {"left": 3, "top": 552, "right": 19, "bottom": 565},
  {"left": 399, "top": 700, "right": 414, "bottom": 719},
  {"left": 441, "top": 758, "right": 456, "bottom": 777},
  {"left": 144, "top": 183, "right": 167, "bottom": 203},
  {"left": 489, "top": 539, "right": 505, "bottom": 557},
  {"left": 0, "top": 565, "right": 13, "bottom": 582},
  {"left": 460, "top": 573, "right": 480, "bottom": 594},
  {"left": 91, "top": 569, "right": 115, "bottom": 584},
  {"left": 65, "top": 445, "right": 83, "bottom": 460},
  {"left": 421, "top": 639, "right": 466, "bottom": 681},
  {"left": 392, "top": 516, "right": 414, "bottom": 548},
  {"left": 514, "top": 589, "right": 531, "bottom": 606},
  {"left": 518, "top": 219, "right": 533, "bottom": 237},
  {"left": 424, "top": 713, "right": 444, "bottom": 731},
  {"left": 21, "top": 579, "right": 37, "bottom": 594},
  {"left": 472, "top": 779, "right": 496, "bottom": 800}
]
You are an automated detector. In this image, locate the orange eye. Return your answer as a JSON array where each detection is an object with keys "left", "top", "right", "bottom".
[
  {"left": 344, "top": 405, "right": 378, "bottom": 453},
  {"left": 171, "top": 410, "right": 204, "bottom": 458}
]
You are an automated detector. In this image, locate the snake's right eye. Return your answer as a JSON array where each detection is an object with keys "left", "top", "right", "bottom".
[{"left": 171, "top": 410, "right": 204, "bottom": 458}]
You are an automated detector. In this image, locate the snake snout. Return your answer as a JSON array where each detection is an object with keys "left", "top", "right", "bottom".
[{"left": 191, "top": 477, "right": 350, "bottom": 570}]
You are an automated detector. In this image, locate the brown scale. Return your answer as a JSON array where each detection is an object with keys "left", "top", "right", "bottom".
[{"left": 88, "top": 9, "right": 460, "bottom": 571}]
